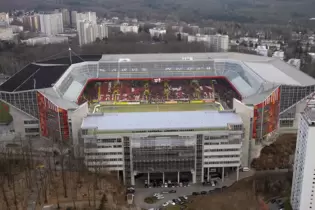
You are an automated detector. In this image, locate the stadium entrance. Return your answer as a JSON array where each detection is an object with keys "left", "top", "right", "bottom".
[{"left": 134, "top": 171, "right": 193, "bottom": 188}]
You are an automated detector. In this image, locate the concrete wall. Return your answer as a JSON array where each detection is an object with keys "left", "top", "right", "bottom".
[
  {"left": 9, "top": 104, "right": 37, "bottom": 139},
  {"left": 69, "top": 102, "right": 89, "bottom": 156},
  {"left": 233, "top": 98, "right": 254, "bottom": 167}
]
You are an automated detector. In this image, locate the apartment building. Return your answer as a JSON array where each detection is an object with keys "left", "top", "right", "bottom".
[
  {"left": 149, "top": 28, "right": 167, "bottom": 37},
  {"left": 0, "top": 13, "right": 9, "bottom": 25},
  {"left": 188, "top": 34, "right": 229, "bottom": 52},
  {"left": 76, "top": 11, "right": 97, "bottom": 30},
  {"left": 23, "top": 15, "right": 41, "bottom": 32},
  {"left": 291, "top": 102, "right": 315, "bottom": 210},
  {"left": 120, "top": 23, "right": 139, "bottom": 33},
  {"left": 78, "top": 20, "right": 108, "bottom": 46},
  {"left": 39, "top": 13, "right": 64, "bottom": 36},
  {"left": 81, "top": 111, "right": 244, "bottom": 185}
]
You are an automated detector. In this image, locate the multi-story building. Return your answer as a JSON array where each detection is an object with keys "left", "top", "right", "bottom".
[
  {"left": 81, "top": 110, "right": 244, "bottom": 185},
  {"left": 21, "top": 36, "right": 68, "bottom": 46},
  {"left": 149, "top": 28, "right": 166, "bottom": 37},
  {"left": 187, "top": 34, "right": 209, "bottom": 43},
  {"left": 120, "top": 23, "right": 139, "bottom": 33},
  {"left": 0, "top": 27, "right": 14, "bottom": 40},
  {"left": 78, "top": 20, "right": 108, "bottom": 46},
  {"left": 60, "top": 9, "right": 70, "bottom": 27},
  {"left": 23, "top": 15, "right": 41, "bottom": 32},
  {"left": 0, "top": 12, "right": 9, "bottom": 25},
  {"left": 291, "top": 101, "right": 315, "bottom": 210},
  {"left": 187, "top": 34, "right": 229, "bottom": 52},
  {"left": 39, "top": 13, "right": 64, "bottom": 36},
  {"left": 70, "top": 11, "right": 77, "bottom": 28},
  {"left": 208, "top": 34, "right": 229, "bottom": 52},
  {"left": 75, "top": 11, "right": 97, "bottom": 30}
]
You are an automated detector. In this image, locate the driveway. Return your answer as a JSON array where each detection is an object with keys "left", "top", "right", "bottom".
[{"left": 134, "top": 170, "right": 255, "bottom": 209}]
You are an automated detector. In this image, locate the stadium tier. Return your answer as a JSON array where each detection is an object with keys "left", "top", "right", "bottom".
[{"left": 0, "top": 52, "right": 315, "bottom": 142}]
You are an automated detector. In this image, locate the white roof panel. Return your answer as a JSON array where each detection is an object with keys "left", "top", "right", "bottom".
[
  {"left": 81, "top": 111, "right": 243, "bottom": 131},
  {"left": 63, "top": 81, "right": 84, "bottom": 101},
  {"left": 244, "top": 62, "right": 301, "bottom": 85}
]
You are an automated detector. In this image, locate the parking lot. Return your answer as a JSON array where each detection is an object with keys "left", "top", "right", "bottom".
[
  {"left": 268, "top": 198, "right": 286, "bottom": 210},
  {"left": 134, "top": 170, "right": 254, "bottom": 209}
]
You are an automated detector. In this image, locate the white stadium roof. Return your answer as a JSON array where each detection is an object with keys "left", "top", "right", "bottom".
[
  {"left": 81, "top": 111, "right": 243, "bottom": 131},
  {"left": 33, "top": 52, "right": 315, "bottom": 109}
]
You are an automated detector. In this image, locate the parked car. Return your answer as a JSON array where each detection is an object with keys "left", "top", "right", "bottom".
[
  {"left": 162, "top": 202, "right": 169, "bottom": 207},
  {"left": 200, "top": 191, "right": 207, "bottom": 195},
  {"left": 192, "top": 192, "right": 200, "bottom": 196}
]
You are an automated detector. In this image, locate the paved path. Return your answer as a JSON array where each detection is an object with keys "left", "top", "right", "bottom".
[{"left": 134, "top": 170, "right": 255, "bottom": 209}]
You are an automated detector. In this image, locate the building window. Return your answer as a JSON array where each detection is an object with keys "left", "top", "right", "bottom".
[{"left": 25, "top": 128, "right": 39, "bottom": 133}]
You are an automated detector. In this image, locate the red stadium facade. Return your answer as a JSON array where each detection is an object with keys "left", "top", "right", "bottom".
[
  {"left": 37, "top": 92, "right": 70, "bottom": 141},
  {"left": 252, "top": 87, "right": 281, "bottom": 139}
]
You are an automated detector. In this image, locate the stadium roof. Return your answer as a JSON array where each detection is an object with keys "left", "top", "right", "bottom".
[
  {"left": 0, "top": 55, "right": 102, "bottom": 92},
  {"left": 2, "top": 52, "right": 315, "bottom": 107},
  {"left": 81, "top": 111, "right": 243, "bottom": 131}
]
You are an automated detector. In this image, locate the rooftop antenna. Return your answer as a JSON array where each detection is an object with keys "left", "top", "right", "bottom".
[{"left": 69, "top": 47, "right": 72, "bottom": 65}]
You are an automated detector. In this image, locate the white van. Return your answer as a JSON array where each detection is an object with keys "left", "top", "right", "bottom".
[{"left": 242, "top": 167, "right": 250, "bottom": 172}]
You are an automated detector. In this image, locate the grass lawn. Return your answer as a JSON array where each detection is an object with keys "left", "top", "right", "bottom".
[
  {"left": 165, "top": 205, "right": 182, "bottom": 210},
  {"left": 95, "top": 103, "right": 219, "bottom": 113},
  {"left": 0, "top": 102, "right": 12, "bottom": 124},
  {"left": 144, "top": 196, "right": 158, "bottom": 204}
]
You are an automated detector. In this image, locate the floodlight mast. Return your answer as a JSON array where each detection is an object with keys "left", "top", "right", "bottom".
[{"left": 69, "top": 47, "right": 72, "bottom": 65}]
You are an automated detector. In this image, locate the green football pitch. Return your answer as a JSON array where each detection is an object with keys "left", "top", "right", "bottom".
[{"left": 93, "top": 103, "right": 220, "bottom": 113}]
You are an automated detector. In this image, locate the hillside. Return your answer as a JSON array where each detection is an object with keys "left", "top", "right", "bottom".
[{"left": 0, "top": 0, "right": 314, "bottom": 24}]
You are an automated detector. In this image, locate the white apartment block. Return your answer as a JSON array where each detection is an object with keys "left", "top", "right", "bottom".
[
  {"left": 187, "top": 34, "right": 209, "bottom": 43},
  {"left": 0, "top": 13, "right": 9, "bottom": 25},
  {"left": 71, "top": 11, "right": 77, "bottom": 28},
  {"left": 291, "top": 102, "right": 315, "bottom": 210},
  {"left": 188, "top": 34, "right": 229, "bottom": 52},
  {"left": 78, "top": 21, "right": 108, "bottom": 46},
  {"left": 21, "top": 36, "right": 68, "bottom": 46},
  {"left": 76, "top": 12, "right": 97, "bottom": 30},
  {"left": 0, "top": 27, "right": 14, "bottom": 40},
  {"left": 120, "top": 23, "right": 139, "bottom": 33},
  {"left": 39, "top": 13, "right": 64, "bottom": 36},
  {"left": 60, "top": 9, "right": 70, "bottom": 27},
  {"left": 149, "top": 28, "right": 166, "bottom": 37}
]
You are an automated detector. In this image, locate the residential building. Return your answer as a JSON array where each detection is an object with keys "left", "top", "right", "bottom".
[
  {"left": 39, "top": 13, "right": 64, "bottom": 36},
  {"left": 60, "top": 8, "right": 70, "bottom": 27},
  {"left": 188, "top": 34, "right": 229, "bottom": 52},
  {"left": 10, "top": 25, "right": 23, "bottom": 33},
  {"left": 0, "top": 13, "right": 9, "bottom": 25},
  {"left": 81, "top": 111, "right": 244, "bottom": 185},
  {"left": 0, "top": 27, "right": 14, "bottom": 40},
  {"left": 272, "top": 51, "right": 284, "bottom": 60},
  {"left": 120, "top": 23, "right": 139, "bottom": 33},
  {"left": 78, "top": 21, "right": 108, "bottom": 46},
  {"left": 23, "top": 15, "right": 41, "bottom": 32},
  {"left": 75, "top": 11, "right": 97, "bottom": 30},
  {"left": 149, "top": 28, "right": 166, "bottom": 37},
  {"left": 187, "top": 34, "right": 209, "bottom": 43},
  {"left": 71, "top": 11, "right": 77, "bottom": 28},
  {"left": 21, "top": 36, "right": 68, "bottom": 46},
  {"left": 256, "top": 45, "right": 268, "bottom": 57},
  {"left": 291, "top": 101, "right": 315, "bottom": 210}
]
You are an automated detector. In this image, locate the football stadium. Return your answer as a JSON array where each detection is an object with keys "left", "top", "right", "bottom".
[{"left": 1, "top": 52, "right": 315, "bottom": 184}]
